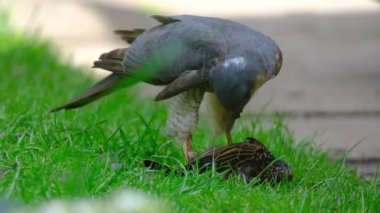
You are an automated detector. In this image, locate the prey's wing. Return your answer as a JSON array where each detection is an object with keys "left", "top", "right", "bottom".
[
  {"left": 202, "top": 143, "right": 260, "bottom": 169},
  {"left": 193, "top": 143, "right": 258, "bottom": 173}
]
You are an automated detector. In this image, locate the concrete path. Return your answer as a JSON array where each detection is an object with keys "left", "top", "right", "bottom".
[{"left": 5, "top": 0, "right": 380, "bottom": 176}]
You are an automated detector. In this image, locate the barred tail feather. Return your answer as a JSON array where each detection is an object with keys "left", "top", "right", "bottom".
[{"left": 50, "top": 48, "right": 129, "bottom": 112}]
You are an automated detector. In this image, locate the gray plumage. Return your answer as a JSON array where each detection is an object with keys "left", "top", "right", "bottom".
[
  {"left": 125, "top": 15, "right": 278, "bottom": 85},
  {"left": 52, "top": 15, "right": 281, "bottom": 111}
]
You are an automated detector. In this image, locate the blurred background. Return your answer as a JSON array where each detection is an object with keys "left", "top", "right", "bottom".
[{"left": 3, "top": 0, "right": 380, "bottom": 175}]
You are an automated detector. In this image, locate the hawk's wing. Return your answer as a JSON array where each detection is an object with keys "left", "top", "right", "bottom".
[
  {"left": 122, "top": 15, "right": 226, "bottom": 84},
  {"left": 51, "top": 15, "right": 225, "bottom": 111}
]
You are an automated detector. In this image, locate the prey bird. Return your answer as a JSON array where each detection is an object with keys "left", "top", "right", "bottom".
[
  {"left": 144, "top": 137, "right": 293, "bottom": 183},
  {"left": 51, "top": 15, "right": 283, "bottom": 162}
]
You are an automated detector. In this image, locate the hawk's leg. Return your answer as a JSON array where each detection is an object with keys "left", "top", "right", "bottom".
[
  {"left": 166, "top": 87, "right": 205, "bottom": 163},
  {"left": 183, "top": 135, "right": 194, "bottom": 162},
  {"left": 205, "top": 93, "right": 236, "bottom": 144},
  {"left": 226, "top": 132, "right": 233, "bottom": 144}
]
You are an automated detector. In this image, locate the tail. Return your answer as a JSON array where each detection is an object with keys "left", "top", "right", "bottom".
[
  {"left": 51, "top": 27, "right": 148, "bottom": 112},
  {"left": 143, "top": 160, "right": 197, "bottom": 176},
  {"left": 50, "top": 48, "right": 128, "bottom": 112},
  {"left": 143, "top": 160, "right": 173, "bottom": 175}
]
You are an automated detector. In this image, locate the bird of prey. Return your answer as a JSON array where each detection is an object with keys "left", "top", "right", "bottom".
[{"left": 51, "top": 15, "right": 283, "bottom": 163}]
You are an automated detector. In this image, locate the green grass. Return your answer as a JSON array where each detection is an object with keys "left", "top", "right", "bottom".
[{"left": 0, "top": 11, "right": 379, "bottom": 212}]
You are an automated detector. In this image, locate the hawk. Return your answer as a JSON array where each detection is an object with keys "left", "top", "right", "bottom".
[{"left": 52, "top": 15, "right": 283, "bottom": 162}]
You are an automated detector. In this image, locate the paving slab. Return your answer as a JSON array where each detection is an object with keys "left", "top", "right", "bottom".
[
  {"left": 288, "top": 115, "right": 380, "bottom": 158},
  {"left": 5, "top": 0, "right": 380, "bottom": 164}
]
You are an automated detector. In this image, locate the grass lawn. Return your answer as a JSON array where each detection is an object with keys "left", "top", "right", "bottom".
[{"left": 0, "top": 11, "right": 379, "bottom": 212}]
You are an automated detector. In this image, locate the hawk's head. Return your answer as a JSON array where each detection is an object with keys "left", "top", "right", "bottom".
[{"left": 209, "top": 48, "right": 282, "bottom": 118}]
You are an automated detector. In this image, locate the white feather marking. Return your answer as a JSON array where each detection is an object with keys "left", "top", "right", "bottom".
[{"left": 222, "top": 57, "right": 246, "bottom": 69}]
